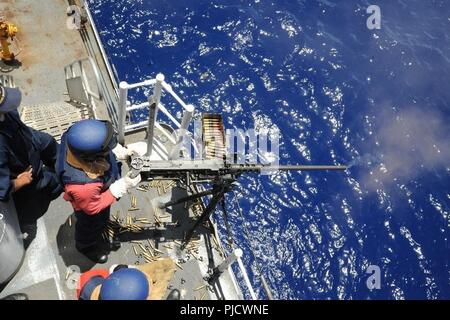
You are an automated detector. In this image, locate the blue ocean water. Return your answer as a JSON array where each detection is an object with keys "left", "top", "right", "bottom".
[{"left": 88, "top": 0, "right": 450, "bottom": 299}]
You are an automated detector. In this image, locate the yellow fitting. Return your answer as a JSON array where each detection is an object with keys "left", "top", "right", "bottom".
[{"left": 0, "top": 21, "right": 18, "bottom": 61}]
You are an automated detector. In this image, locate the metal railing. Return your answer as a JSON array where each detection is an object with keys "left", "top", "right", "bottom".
[
  {"left": 117, "top": 74, "right": 195, "bottom": 159},
  {"left": 77, "top": 0, "right": 120, "bottom": 126},
  {"left": 64, "top": 57, "right": 103, "bottom": 118},
  {"left": 81, "top": 0, "right": 119, "bottom": 94}
]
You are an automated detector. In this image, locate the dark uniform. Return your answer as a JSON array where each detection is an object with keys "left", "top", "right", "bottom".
[{"left": 0, "top": 110, "right": 62, "bottom": 231}]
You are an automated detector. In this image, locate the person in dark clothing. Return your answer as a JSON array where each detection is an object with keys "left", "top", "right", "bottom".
[{"left": 0, "top": 85, "right": 62, "bottom": 245}]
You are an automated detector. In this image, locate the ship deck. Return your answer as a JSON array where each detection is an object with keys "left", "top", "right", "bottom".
[{"left": 0, "top": 0, "right": 242, "bottom": 300}]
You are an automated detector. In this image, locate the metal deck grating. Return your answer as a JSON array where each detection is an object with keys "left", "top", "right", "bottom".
[{"left": 20, "top": 102, "right": 93, "bottom": 141}]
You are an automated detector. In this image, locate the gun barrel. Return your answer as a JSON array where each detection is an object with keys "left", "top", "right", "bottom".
[
  {"left": 273, "top": 165, "right": 347, "bottom": 171},
  {"left": 228, "top": 164, "right": 347, "bottom": 172}
]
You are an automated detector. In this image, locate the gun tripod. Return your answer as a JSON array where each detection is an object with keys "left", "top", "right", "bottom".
[{"left": 158, "top": 176, "right": 236, "bottom": 248}]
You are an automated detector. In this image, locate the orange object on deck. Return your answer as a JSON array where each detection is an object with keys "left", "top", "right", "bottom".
[{"left": 0, "top": 17, "right": 18, "bottom": 62}]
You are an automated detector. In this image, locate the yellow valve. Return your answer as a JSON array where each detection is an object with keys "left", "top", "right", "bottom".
[{"left": 0, "top": 21, "right": 18, "bottom": 62}]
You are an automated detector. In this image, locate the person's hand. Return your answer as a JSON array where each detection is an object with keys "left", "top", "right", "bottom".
[
  {"left": 17, "top": 166, "right": 33, "bottom": 184},
  {"left": 126, "top": 142, "right": 148, "bottom": 157},
  {"left": 13, "top": 166, "right": 33, "bottom": 191},
  {"left": 124, "top": 171, "right": 141, "bottom": 188},
  {"left": 109, "top": 172, "right": 142, "bottom": 199},
  {"left": 112, "top": 143, "right": 133, "bottom": 160}
]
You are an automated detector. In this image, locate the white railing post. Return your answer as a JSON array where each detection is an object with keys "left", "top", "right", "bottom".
[
  {"left": 169, "top": 104, "right": 195, "bottom": 159},
  {"left": 146, "top": 73, "right": 164, "bottom": 156},
  {"left": 119, "top": 73, "right": 197, "bottom": 155},
  {"left": 208, "top": 248, "right": 258, "bottom": 299},
  {"left": 118, "top": 81, "right": 128, "bottom": 144},
  {"left": 215, "top": 248, "right": 243, "bottom": 274}
]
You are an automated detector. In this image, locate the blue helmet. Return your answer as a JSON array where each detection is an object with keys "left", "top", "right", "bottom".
[
  {"left": 99, "top": 268, "right": 150, "bottom": 300},
  {"left": 66, "top": 119, "right": 117, "bottom": 160}
]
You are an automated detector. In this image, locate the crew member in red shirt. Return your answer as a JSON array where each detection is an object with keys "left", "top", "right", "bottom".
[{"left": 56, "top": 119, "right": 141, "bottom": 263}]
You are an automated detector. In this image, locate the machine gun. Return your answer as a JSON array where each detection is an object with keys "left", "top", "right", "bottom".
[
  {"left": 130, "top": 157, "right": 345, "bottom": 183},
  {"left": 129, "top": 156, "right": 346, "bottom": 247}
]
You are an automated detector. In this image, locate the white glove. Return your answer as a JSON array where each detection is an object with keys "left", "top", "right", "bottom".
[
  {"left": 109, "top": 178, "right": 127, "bottom": 199},
  {"left": 124, "top": 171, "right": 142, "bottom": 188},
  {"left": 126, "top": 142, "right": 148, "bottom": 157},
  {"left": 112, "top": 143, "right": 133, "bottom": 160},
  {"left": 109, "top": 172, "right": 142, "bottom": 199}
]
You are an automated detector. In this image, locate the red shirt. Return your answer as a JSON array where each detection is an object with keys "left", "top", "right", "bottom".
[{"left": 63, "top": 182, "right": 116, "bottom": 215}]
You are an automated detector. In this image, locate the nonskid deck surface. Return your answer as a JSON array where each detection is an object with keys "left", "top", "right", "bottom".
[
  {"left": 0, "top": 0, "right": 87, "bottom": 106},
  {"left": 0, "top": 0, "right": 117, "bottom": 121}
]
